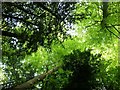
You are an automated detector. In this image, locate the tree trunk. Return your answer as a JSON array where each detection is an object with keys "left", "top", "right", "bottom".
[
  {"left": 13, "top": 66, "right": 60, "bottom": 89},
  {"left": 101, "top": 0, "right": 108, "bottom": 28}
]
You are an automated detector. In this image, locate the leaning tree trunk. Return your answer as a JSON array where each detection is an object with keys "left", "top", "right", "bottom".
[{"left": 12, "top": 66, "right": 60, "bottom": 89}]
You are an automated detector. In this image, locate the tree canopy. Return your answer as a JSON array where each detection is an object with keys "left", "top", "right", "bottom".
[{"left": 0, "top": 1, "right": 120, "bottom": 90}]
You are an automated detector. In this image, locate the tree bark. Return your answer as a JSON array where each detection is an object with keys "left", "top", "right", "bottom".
[{"left": 13, "top": 66, "right": 60, "bottom": 89}]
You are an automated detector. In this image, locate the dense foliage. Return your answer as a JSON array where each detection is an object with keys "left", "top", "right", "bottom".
[{"left": 0, "top": 1, "right": 119, "bottom": 90}]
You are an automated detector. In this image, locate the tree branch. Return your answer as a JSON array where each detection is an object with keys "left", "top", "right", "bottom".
[
  {"left": 111, "top": 24, "right": 120, "bottom": 34},
  {"left": 105, "top": 26, "right": 120, "bottom": 39},
  {"left": 9, "top": 2, "right": 43, "bottom": 19},
  {"left": 1, "top": 30, "right": 20, "bottom": 38},
  {"left": 1, "top": 30, "right": 28, "bottom": 40}
]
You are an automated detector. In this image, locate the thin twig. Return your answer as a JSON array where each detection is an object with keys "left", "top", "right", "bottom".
[
  {"left": 105, "top": 26, "right": 120, "bottom": 39},
  {"left": 111, "top": 24, "right": 120, "bottom": 34}
]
